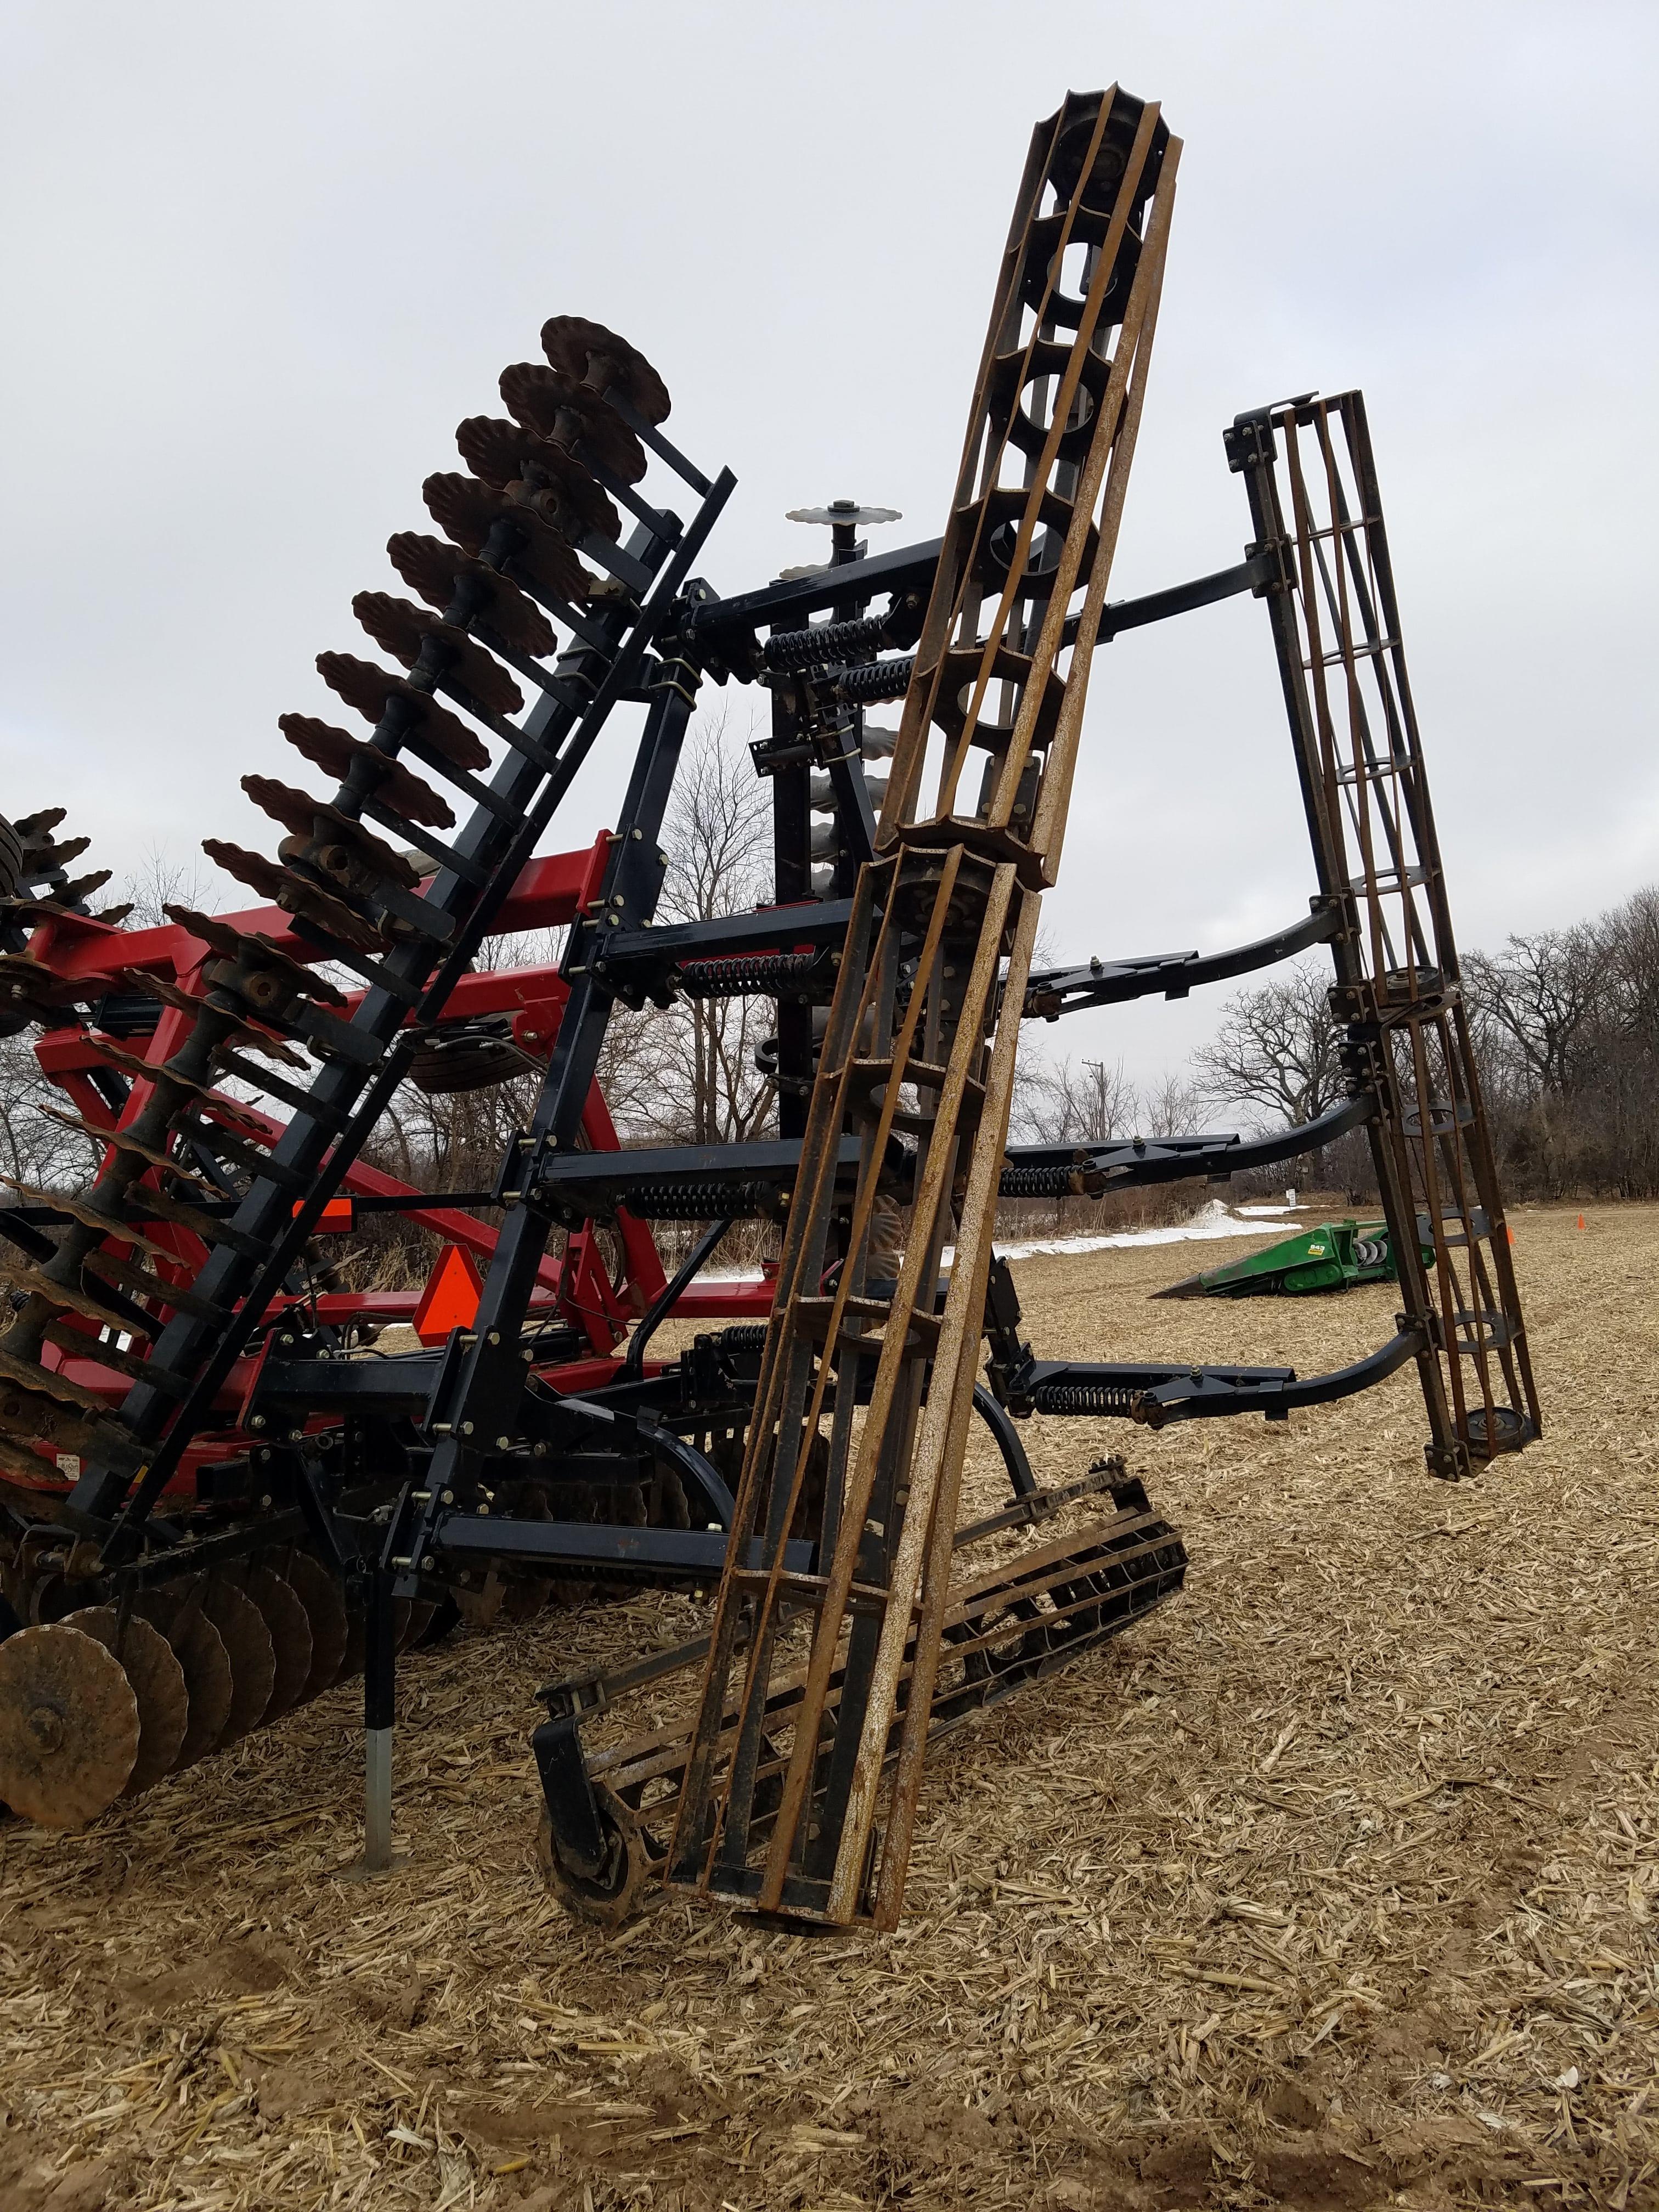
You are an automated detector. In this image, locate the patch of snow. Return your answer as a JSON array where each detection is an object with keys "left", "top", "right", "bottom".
[
  {"left": 683, "top": 1201, "right": 1301, "bottom": 1284},
  {"left": 986, "top": 1198, "right": 1301, "bottom": 1262}
]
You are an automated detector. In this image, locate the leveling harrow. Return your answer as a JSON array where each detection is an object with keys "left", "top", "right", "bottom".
[{"left": 0, "top": 84, "right": 1538, "bottom": 1932}]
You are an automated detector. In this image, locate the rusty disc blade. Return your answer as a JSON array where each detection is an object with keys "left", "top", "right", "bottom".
[
  {"left": 540, "top": 314, "right": 671, "bottom": 426},
  {"left": 200, "top": 1582, "right": 275, "bottom": 1745},
  {"left": 62, "top": 1606, "right": 188, "bottom": 1795},
  {"left": 397, "top": 1599, "right": 436, "bottom": 1651},
  {"left": 0, "top": 1623, "right": 139, "bottom": 1827},
  {"left": 340, "top": 1605, "right": 365, "bottom": 1680},
  {"left": 286, "top": 1553, "right": 349, "bottom": 1700},
  {"left": 136, "top": 1587, "right": 234, "bottom": 1769},
  {"left": 244, "top": 1567, "right": 313, "bottom": 1724},
  {"left": 452, "top": 1572, "right": 503, "bottom": 1629},
  {"left": 500, "top": 1576, "right": 552, "bottom": 1622}
]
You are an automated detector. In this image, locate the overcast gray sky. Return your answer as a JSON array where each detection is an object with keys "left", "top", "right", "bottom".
[{"left": 3, "top": 1, "right": 1655, "bottom": 1090}]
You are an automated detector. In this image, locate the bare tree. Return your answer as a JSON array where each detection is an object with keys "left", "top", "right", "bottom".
[
  {"left": 0, "top": 1033, "right": 95, "bottom": 1189},
  {"left": 1463, "top": 926, "right": 1600, "bottom": 1098},
  {"left": 1017, "top": 1053, "right": 1137, "bottom": 1146},
  {"left": 120, "top": 842, "right": 217, "bottom": 928},
  {"left": 1190, "top": 958, "right": 1342, "bottom": 1129},
  {"left": 627, "top": 708, "right": 776, "bottom": 1146}
]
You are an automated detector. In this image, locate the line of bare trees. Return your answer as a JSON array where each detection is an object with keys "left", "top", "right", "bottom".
[
  {"left": 1018, "top": 884, "right": 1659, "bottom": 1210},
  {"left": 7, "top": 722, "right": 1657, "bottom": 1289}
]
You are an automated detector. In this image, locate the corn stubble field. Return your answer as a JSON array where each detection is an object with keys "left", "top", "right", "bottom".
[{"left": 1, "top": 1200, "right": 1655, "bottom": 2211}]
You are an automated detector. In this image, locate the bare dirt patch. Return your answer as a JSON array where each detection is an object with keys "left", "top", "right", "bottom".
[{"left": 1, "top": 1200, "right": 1655, "bottom": 2208}]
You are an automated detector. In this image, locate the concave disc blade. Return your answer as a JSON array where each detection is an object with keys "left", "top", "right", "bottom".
[
  {"left": 62, "top": 1606, "right": 188, "bottom": 1794},
  {"left": 453, "top": 1573, "right": 503, "bottom": 1629},
  {"left": 201, "top": 1583, "right": 275, "bottom": 1745},
  {"left": 137, "top": 1585, "right": 234, "bottom": 1770},
  {"left": 500, "top": 1577, "right": 552, "bottom": 1622},
  {"left": 0, "top": 1623, "right": 139, "bottom": 1827},
  {"left": 286, "top": 1554, "right": 349, "bottom": 1700},
  {"left": 244, "top": 1567, "right": 312, "bottom": 1724},
  {"left": 396, "top": 1599, "right": 435, "bottom": 1650}
]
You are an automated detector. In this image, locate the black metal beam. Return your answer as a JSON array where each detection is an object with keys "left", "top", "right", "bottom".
[
  {"left": 1017, "top": 1327, "right": 1423, "bottom": 1425},
  {"left": 1024, "top": 899, "right": 1340, "bottom": 1017}
]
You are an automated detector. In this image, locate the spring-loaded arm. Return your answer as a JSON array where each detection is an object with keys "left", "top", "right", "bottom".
[{"left": 1012, "top": 1326, "right": 1423, "bottom": 1425}]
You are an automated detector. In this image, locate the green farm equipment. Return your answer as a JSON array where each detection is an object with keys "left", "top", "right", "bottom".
[{"left": 1154, "top": 1218, "right": 1429, "bottom": 1300}]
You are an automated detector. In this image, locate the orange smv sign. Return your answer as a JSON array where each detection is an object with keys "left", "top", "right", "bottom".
[{"left": 412, "top": 1244, "right": 485, "bottom": 1346}]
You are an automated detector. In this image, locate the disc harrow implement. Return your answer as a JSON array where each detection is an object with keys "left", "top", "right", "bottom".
[{"left": 0, "top": 82, "right": 1535, "bottom": 1944}]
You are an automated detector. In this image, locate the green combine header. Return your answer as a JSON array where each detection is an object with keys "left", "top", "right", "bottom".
[{"left": 1154, "top": 1217, "right": 1429, "bottom": 1300}]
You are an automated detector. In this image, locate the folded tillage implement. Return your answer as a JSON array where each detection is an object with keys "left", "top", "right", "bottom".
[{"left": 0, "top": 86, "right": 1539, "bottom": 1931}]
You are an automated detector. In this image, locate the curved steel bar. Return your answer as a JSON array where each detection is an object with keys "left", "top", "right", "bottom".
[
  {"left": 1130, "top": 1326, "right": 1423, "bottom": 1427},
  {"left": 970, "top": 1381, "right": 1038, "bottom": 1499},
  {"left": 622, "top": 1217, "right": 732, "bottom": 1384},
  {"left": 1024, "top": 898, "right": 1341, "bottom": 1017},
  {"left": 1003, "top": 1092, "right": 1374, "bottom": 1192}
]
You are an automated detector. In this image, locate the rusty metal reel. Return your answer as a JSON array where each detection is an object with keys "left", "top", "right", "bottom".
[
  {"left": 61, "top": 1606, "right": 188, "bottom": 1794},
  {"left": 0, "top": 1622, "right": 139, "bottom": 1827}
]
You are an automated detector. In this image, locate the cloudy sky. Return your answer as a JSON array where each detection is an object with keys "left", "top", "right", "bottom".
[{"left": 3, "top": 1, "right": 1654, "bottom": 1091}]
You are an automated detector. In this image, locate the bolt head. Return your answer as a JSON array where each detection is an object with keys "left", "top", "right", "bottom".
[{"left": 26, "top": 1705, "right": 64, "bottom": 1753}]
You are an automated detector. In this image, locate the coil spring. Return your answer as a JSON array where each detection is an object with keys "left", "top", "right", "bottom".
[
  {"left": 837, "top": 655, "right": 916, "bottom": 704},
  {"left": 997, "top": 1163, "right": 1090, "bottom": 1200},
  {"left": 762, "top": 612, "right": 891, "bottom": 674},
  {"left": 676, "top": 951, "right": 823, "bottom": 998},
  {"left": 1030, "top": 1381, "right": 1139, "bottom": 1417},
  {"left": 712, "top": 1323, "right": 768, "bottom": 1353},
  {"left": 622, "top": 1180, "right": 778, "bottom": 1220}
]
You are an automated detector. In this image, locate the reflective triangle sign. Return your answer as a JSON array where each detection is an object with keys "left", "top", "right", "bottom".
[{"left": 412, "top": 1243, "right": 484, "bottom": 1346}]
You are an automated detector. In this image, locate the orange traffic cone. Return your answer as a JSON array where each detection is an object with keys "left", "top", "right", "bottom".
[{"left": 1577, "top": 1213, "right": 1587, "bottom": 1231}]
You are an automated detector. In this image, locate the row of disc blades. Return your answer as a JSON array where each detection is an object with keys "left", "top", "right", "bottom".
[
  {"left": 0, "top": 1556, "right": 410, "bottom": 1829},
  {"left": 0, "top": 1517, "right": 653, "bottom": 1830}
]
